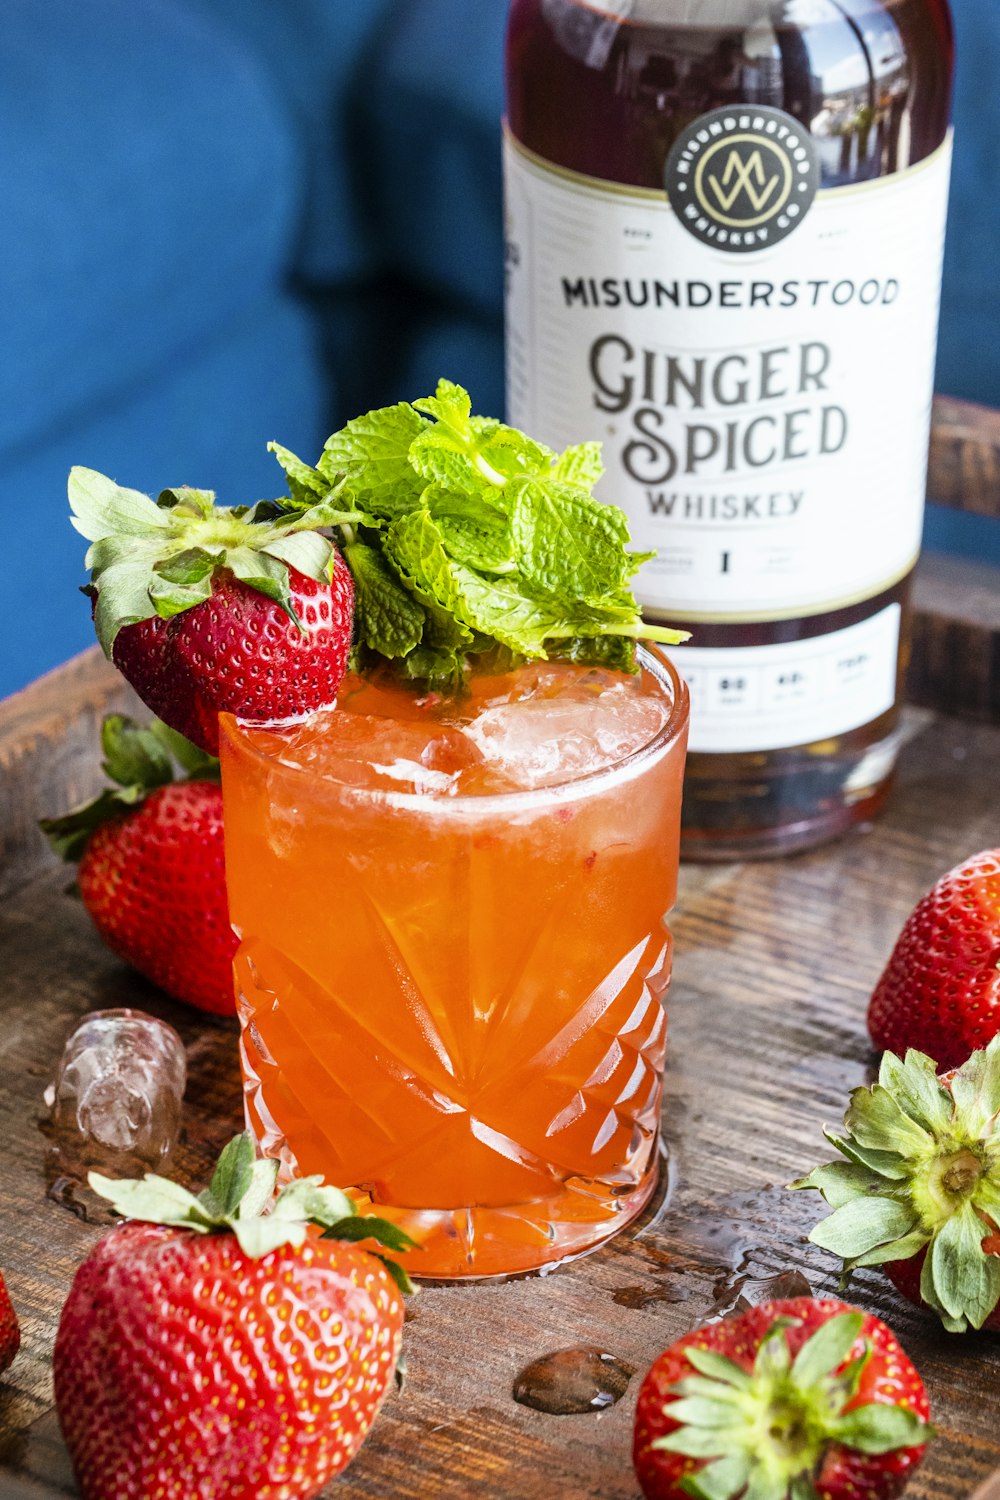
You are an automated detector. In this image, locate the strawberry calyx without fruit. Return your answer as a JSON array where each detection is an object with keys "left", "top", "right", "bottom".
[
  {"left": 794, "top": 1037, "right": 1000, "bottom": 1332},
  {"left": 70, "top": 467, "right": 369, "bottom": 656},
  {"left": 90, "top": 1132, "right": 416, "bottom": 1295},
  {"left": 39, "top": 715, "right": 217, "bottom": 863},
  {"left": 655, "top": 1312, "right": 929, "bottom": 1500},
  {"left": 269, "top": 379, "right": 690, "bottom": 691}
]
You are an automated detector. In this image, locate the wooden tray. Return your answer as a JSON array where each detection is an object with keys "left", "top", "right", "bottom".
[{"left": 2, "top": 401, "right": 1000, "bottom": 1499}]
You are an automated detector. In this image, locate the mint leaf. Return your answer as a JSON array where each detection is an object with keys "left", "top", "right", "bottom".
[
  {"left": 395, "top": 644, "right": 469, "bottom": 693},
  {"left": 345, "top": 541, "right": 425, "bottom": 658},
  {"left": 509, "top": 478, "right": 632, "bottom": 604},
  {"left": 267, "top": 442, "right": 330, "bottom": 508},
  {"left": 427, "top": 487, "right": 515, "bottom": 574},
  {"left": 271, "top": 380, "right": 689, "bottom": 683},
  {"left": 320, "top": 402, "right": 425, "bottom": 513},
  {"left": 555, "top": 442, "right": 605, "bottom": 487},
  {"left": 384, "top": 509, "right": 476, "bottom": 650}
]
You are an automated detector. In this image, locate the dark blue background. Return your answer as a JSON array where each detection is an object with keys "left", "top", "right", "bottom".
[{"left": 1, "top": 0, "right": 994, "bottom": 698}]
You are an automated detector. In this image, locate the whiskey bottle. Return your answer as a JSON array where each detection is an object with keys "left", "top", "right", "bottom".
[{"left": 504, "top": 0, "right": 954, "bottom": 859}]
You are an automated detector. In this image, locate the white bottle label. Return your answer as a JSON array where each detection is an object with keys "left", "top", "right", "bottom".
[
  {"left": 670, "top": 603, "right": 901, "bottom": 754},
  {"left": 504, "top": 121, "right": 951, "bottom": 753}
]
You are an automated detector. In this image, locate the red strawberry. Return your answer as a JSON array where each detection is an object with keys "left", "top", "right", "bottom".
[
  {"left": 70, "top": 469, "right": 360, "bottom": 753},
  {"left": 796, "top": 1037, "right": 1000, "bottom": 1333},
  {"left": 54, "top": 1134, "right": 413, "bottom": 1500},
  {"left": 41, "top": 716, "right": 236, "bottom": 1015},
  {"left": 868, "top": 850, "right": 1000, "bottom": 1070},
  {"left": 634, "top": 1297, "right": 930, "bottom": 1500},
  {"left": 0, "top": 1269, "right": 20, "bottom": 1374}
]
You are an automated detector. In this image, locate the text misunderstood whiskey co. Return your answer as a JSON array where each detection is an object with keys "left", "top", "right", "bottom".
[
  {"left": 504, "top": 0, "right": 954, "bottom": 857},
  {"left": 220, "top": 654, "right": 689, "bottom": 1280}
]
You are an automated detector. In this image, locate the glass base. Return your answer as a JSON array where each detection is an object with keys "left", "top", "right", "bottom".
[{"left": 263, "top": 1139, "right": 661, "bottom": 1282}]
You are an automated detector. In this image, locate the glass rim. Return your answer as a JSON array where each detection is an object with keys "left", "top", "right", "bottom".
[{"left": 219, "top": 646, "right": 689, "bottom": 815}]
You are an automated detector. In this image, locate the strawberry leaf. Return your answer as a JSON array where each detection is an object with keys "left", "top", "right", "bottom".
[
  {"left": 261, "top": 529, "right": 334, "bottom": 583},
  {"left": 372, "top": 1253, "right": 415, "bottom": 1297},
  {"left": 69, "top": 467, "right": 173, "bottom": 543},
  {"left": 148, "top": 571, "right": 215, "bottom": 620},
  {"left": 89, "top": 1172, "right": 216, "bottom": 1231},
  {"left": 154, "top": 548, "right": 217, "bottom": 586},
  {"left": 100, "top": 714, "right": 173, "bottom": 790},
  {"left": 40, "top": 786, "right": 144, "bottom": 861},
  {"left": 831, "top": 1404, "right": 930, "bottom": 1453},
  {"left": 272, "top": 1177, "right": 356, "bottom": 1228},
  {"left": 679, "top": 1454, "right": 752, "bottom": 1500},
  {"left": 929, "top": 1199, "right": 1000, "bottom": 1328},
  {"left": 790, "top": 1313, "right": 863, "bottom": 1387},
  {"left": 321, "top": 1216, "right": 419, "bottom": 1253},
  {"left": 203, "top": 1132, "right": 256, "bottom": 1217},
  {"left": 148, "top": 721, "right": 220, "bottom": 779},
  {"left": 230, "top": 1216, "right": 309, "bottom": 1259},
  {"left": 809, "top": 1198, "right": 917, "bottom": 1259}
]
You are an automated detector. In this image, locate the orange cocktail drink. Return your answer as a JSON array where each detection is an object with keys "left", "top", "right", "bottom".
[{"left": 220, "top": 650, "right": 688, "bottom": 1279}]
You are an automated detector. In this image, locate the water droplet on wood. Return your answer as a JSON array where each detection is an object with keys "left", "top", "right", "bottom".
[{"left": 513, "top": 1346, "right": 635, "bottom": 1414}]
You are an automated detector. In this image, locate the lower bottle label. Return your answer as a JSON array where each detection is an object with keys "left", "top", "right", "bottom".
[{"left": 670, "top": 604, "right": 901, "bottom": 754}]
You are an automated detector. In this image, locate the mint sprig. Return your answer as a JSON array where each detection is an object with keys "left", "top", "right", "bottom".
[{"left": 270, "top": 380, "right": 687, "bottom": 686}]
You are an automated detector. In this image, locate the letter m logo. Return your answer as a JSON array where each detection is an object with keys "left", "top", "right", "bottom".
[{"left": 708, "top": 150, "right": 779, "bottom": 214}]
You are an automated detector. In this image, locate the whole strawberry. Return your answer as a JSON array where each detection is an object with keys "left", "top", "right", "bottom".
[
  {"left": 41, "top": 716, "right": 236, "bottom": 1015},
  {"left": 0, "top": 1269, "right": 20, "bottom": 1374},
  {"left": 868, "top": 850, "right": 1000, "bottom": 1069},
  {"left": 55, "top": 1134, "right": 413, "bottom": 1500},
  {"left": 70, "top": 469, "right": 361, "bottom": 753},
  {"left": 796, "top": 1035, "right": 1000, "bottom": 1333},
  {"left": 634, "top": 1297, "right": 929, "bottom": 1500}
]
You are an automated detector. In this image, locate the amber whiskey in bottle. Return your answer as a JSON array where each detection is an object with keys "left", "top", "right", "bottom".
[{"left": 504, "top": 0, "right": 954, "bottom": 858}]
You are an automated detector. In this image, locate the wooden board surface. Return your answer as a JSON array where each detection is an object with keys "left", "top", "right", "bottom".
[{"left": 2, "top": 702, "right": 1000, "bottom": 1498}]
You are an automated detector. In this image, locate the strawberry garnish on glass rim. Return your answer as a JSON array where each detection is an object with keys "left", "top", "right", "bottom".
[
  {"left": 633, "top": 1297, "right": 930, "bottom": 1500},
  {"left": 70, "top": 468, "right": 366, "bottom": 753},
  {"left": 795, "top": 1035, "right": 1000, "bottom": 1332}
]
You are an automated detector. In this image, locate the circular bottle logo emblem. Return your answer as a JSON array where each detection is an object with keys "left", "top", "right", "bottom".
[{"left": 665, "top": 106, "right": 820, "bottom": 253}]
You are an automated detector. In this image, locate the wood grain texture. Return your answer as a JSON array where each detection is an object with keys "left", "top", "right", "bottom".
[
  {"left": 929, "top": 395, "right": 1000, "bottom": 518},
  {"left": 903, "top": 397, "right": 1000, "bottom": 723},
  {"left": 2, "top": 707, "right": 1000, "bottom": 1498},
  {"left": 909, "top": 552, "right": 1000, "bottom": 722}
]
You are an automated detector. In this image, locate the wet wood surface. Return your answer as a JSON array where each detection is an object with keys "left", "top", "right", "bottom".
[{"left": 2, "top": 685, "right": 1000, "bottom": 1497}]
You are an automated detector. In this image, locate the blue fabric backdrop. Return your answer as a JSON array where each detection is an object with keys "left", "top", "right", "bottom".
[{"left": 0, "top": 0, "right": 995, "bottom": 697}]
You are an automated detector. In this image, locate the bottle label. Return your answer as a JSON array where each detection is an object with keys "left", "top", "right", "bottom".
[
  {"left": 669, "top": 603, "right": 901, "bottom": 754},
  {"left": 504, "top": 126, "right": 953, "bottom": 627}
]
